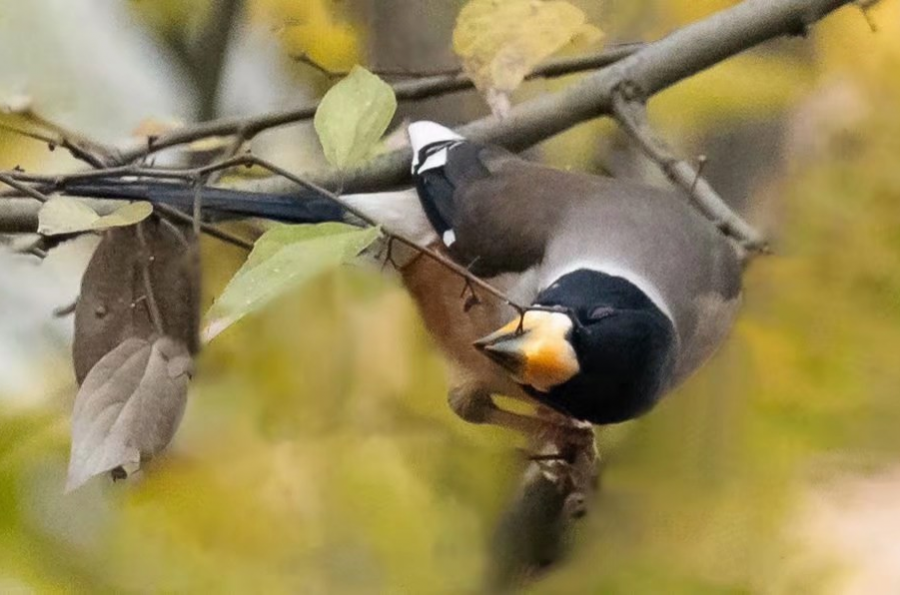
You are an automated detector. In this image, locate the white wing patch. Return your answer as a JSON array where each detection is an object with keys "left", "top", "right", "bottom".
[
  {"left": 442, "top": 229, "right": 457, "bottom": 247},
  {"left": 418, "top": 149, "right": 449, "bottom": 174},
  {"left": 408, "top": 121, "right": 464, "bottom": 169}
]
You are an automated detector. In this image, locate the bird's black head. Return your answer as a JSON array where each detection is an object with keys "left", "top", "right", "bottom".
[{"left": 474, "top": 269, "right": 678, "bottom": 424}]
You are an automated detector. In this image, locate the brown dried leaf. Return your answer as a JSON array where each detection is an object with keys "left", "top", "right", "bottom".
[
  {"left": 73, "top": 218, "right": 200, "bottom": 385},
  {"left": 66, "top": 336, "right": 193, "bottom": 492}
]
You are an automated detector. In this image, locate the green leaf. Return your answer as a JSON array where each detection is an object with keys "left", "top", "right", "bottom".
[
  {"left": 202, "top": 222, "right": 381, "bottom": 342},
  {"left": 37, "top": 198, "right": 153, "bottom": 236},
  {"left": 314, "top": 66, "right": 397, "bottom": 169}
]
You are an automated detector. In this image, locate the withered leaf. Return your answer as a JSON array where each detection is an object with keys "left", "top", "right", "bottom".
[
  {"left": 73, "top": 218, "right": 200, "bottom": 385},
  {"left": 66, "top": 336, "right": 193, "bottom": 493},
  {"left": 453, "top": 0, "right": 603, "bottom": 113}
]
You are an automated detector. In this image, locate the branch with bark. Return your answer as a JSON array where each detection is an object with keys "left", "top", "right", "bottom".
[
  {"left": 610, "top": 85, "right": 768, "bottom": 253},
  {"left": 234, "top": 0, "right": 850, "bottom": 199},
  {"left": 107, "top": 43, "right": 642, "bottom": 165},
  {"left": 2, "top": 0, "right": 854, "bottom": 250}
]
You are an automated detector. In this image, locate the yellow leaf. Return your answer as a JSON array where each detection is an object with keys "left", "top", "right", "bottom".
[
  {"left": 251, "top": 0, "right": 361, "bottom": 72},
  {"left": 37, "top": 198, "right": 153, "bottom": 236},
  {"left": 571, "top": 23, "right": 605, "bottom": 48},
  {"left": 453, "top": 0, "right": 604, "bottom": 94},
  {"left": 94, "top": 201, "right": 154, "bottom": 229}
]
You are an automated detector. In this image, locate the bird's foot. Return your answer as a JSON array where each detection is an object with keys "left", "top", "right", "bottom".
[{"left": 524, "top": 412, "right": 599, "bottom": 520}]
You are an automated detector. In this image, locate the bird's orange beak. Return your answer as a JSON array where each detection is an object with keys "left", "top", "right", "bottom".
[{"left": 474, "top": 311, "right": 579, "bottom": 392}]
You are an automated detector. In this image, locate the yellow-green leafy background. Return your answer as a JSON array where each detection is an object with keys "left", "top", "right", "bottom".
[{"left": 1, "top": 1, "right": 899, "bottom": 593}]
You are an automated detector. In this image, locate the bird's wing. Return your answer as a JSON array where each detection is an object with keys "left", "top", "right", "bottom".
[
  {"left": 434, "top": 155, "right": 564, "bottom": 277},
  {"left": 414, "top": 142, "right": 497, "bottom": 246}
]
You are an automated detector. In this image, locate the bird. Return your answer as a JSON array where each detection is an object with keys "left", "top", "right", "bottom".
[
  {"left": 65, "top": 121, "right": 743, "bottom": 441},
  {"left": 396, "top": 121, "right": 743, "bottom": 438}
]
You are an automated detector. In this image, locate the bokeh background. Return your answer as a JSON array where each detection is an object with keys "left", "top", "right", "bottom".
[{"left": 1, "top": 0, "right": 899, "bottom": 593}]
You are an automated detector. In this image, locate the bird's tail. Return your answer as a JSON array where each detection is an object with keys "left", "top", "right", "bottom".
[
  {"left": 61, "top": 120, "right": 466, "bottom": 236},
  {"left": 64, "top": 180, "right": 439, "bottom": 246},
  {"left": 64, "top": 180, "right": 349, "bottom": 224}
]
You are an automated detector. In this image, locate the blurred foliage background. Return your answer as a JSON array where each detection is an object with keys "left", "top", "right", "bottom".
[{"left": 1, "top": 0, "right": 899, "bottom": 593}]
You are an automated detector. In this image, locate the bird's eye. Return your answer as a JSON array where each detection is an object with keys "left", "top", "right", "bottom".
[{"left": 589, "top": 306, "right": 615, "bottom": 321}]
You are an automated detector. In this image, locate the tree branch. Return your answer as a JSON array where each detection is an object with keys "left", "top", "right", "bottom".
[
  {"left": 0, "top": 160, "right": 255, "bottom": 250},
  {"left": 196, "top": 155, "right": 537, "bottom": 313},
  {"left": 0, "top": 0, "right": 856, "bottom": 250},
  {"left": 109, "top": 44, "right": 642, "bottom": 164},
  {"left": 0, "top": 110, "right": 115, "bottom": 168},
  {"left": 610, "top": 86, "right": 768, "bottom": 252},
  {"left": 0, "top": 172, "right": 50, "bottom": 203},
  {"left": 0, "top": 153, "right": 528, "bottom": 310},
  {"left": 237, "top": 0, "right": 851, "bottom": 198}
]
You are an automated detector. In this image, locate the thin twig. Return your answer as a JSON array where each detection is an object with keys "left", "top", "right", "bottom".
[
  {"left": 5, "top": 149, "right": 526, "bottom": 311},
  {"left": 110, "top": 45, "right": 642, "bottom": 165},
  {"left": 0, "top": 173, "right": 51, "bottom": 203},
  {"left": 26, "top": 245, "right": 48, "bottom": 259},
  {"left": 219, "top": 154, "right": 532, "bottom": 312},
  {"left": 610, "top": 84, "right": 768, "bottom": 253},
  {"left": 5, "top": 165, "right": 196, "bottom": 186},
  {"left": 238, "top": 0, "right": 853, "bottom": 198},
  {"left": 135, "top": 221, "right": 165, "bottom": 335},
  {"left": 2, "top": 151, "right": 526, "bottom": 312},
  {"left": 157, "top": 216, "right": 192, "bottom": 250},
  {"left": 292, "top": 52, "right": 463, "bottom": 79},
  {"left": 0, "top": 165, "right": 254, "bottom": 251},
  {"left": 17, "top": 110, "right": 117, "bottom": 167},
  {"left": 158, "top": 202, "right": 252, "bottom": 251},
  {"left": 192, "top": 179, "right": 205, "bottom": 238}
]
